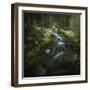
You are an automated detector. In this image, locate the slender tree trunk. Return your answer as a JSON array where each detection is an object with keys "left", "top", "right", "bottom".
[
  {"left": 42, "top": 14, "right": 44, "bottom": 33},
  {"left": 50, "top": 15, "right": 52, "bottom": 27}
]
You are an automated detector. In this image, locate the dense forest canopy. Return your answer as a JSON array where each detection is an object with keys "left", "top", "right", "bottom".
[{"left": 24, "top": 12, "right": 80, "bottom": 77}]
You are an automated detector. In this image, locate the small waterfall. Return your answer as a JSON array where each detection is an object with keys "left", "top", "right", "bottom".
[
  {"left": 52, "top": 28, "right": 65, "bottom": 60},
  {"left": 45, "top": 27, "right": 66, "bottom": 60},
  {"left": 53, "top": 28, "right": 65, "bottom": 47}
]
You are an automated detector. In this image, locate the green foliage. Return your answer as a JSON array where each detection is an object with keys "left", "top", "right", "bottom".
[
  {"left": 60, "top": 29, "right": 80, "bottom": 43},
  {"left": 43, "top": 28, "right": 53, "bottom": 42}
]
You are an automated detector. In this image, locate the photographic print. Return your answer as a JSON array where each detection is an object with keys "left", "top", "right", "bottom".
[
  {"left": 24, "top": 12, "right": 80, "bottom": 77},
  {"left": 11, "top": 3, "right": 87, "bottom": 87}
]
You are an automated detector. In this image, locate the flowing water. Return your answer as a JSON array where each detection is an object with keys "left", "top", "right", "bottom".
[
  {"left": 44, "top": 28, "right": 80, "bottom": 76},
  {"left": 45, "top": 28, "right": 66, "bottom": 61}
]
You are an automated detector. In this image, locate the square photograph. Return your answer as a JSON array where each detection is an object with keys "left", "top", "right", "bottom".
[{"left": 23, "top": 12, "right": 80, "bottom": 77}]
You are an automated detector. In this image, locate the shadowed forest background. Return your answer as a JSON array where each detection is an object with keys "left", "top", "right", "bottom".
[{"left": 24, "top": 12, "right": 80, "bottom": 77}]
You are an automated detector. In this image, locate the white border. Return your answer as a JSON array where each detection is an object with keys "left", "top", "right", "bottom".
[{"left": 18, "top": 6, "right": 86, "bottom": 84}]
